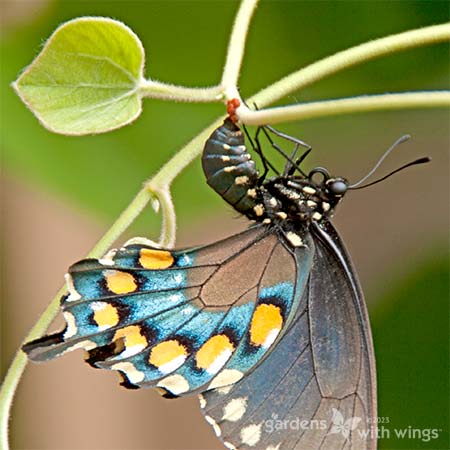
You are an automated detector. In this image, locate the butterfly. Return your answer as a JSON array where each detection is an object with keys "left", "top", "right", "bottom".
[{"left": 24, "top": 116, "right": 428, "bottom": 449}]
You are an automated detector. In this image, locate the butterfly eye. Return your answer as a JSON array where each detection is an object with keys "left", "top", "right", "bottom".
[{"left": 328, "top": 178, "right": 348, "bottom": 196}]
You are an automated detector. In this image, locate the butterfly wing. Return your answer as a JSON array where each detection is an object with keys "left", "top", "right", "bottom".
[
  {"left": 200, "top": 220, "right": 377, "bottom": 450},
  {"left": 23, "top": 224, "right": 314, "bottom": 397}
]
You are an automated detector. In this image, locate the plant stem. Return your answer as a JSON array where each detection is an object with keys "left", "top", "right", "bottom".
[
  {"left": 239, "top": 91, "right": 450, "bottom": 124},
  {"left": 0, "top": 188, "right": 152, "bottom": 450},
  {"left": 249, "top": 23, "right": 450, "bottom": 108},
  {"left": 221, "top": 0, "right": 259, "bottom": 98},
  {"left": 139, "top": 80, "right": 223, "bottom": 102}
]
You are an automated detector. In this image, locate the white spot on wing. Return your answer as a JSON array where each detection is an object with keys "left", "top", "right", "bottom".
[
  {"left": 224, "top": 442, "right": 237, "bottom": 450},
  {"left": 312, "top": 212, "right": 322, "bottom": 221},
  {"left": 63, "top": 312, "right": 77, "bottom": 338},
  {"left": 224, "top": 166, "right": 237, "bottom": 173},
  {"left": 157, "top": 374, "right": 190, "bottom": 395},
  {"left": 240, "top": 423, "right": 262, "bottom": 446},
  {"left": 98, "top": 249, "right": 117, "bottom": 266},
  {"left": 216, "top": 385, "right": 233, "bottom": 395},
  {"left": 199, "top": 394, "right": 207, "bottom": 408},
  {"left": 118, "top": 344, "right": 146, "bottom": 358},
  {"left": 206, "top": 348, "right": 233, "bottom": 375},
  {"left": 222, "top": 397, "right": 248, "bottom": 422},
  {"left": 64, "top": 273, "right": 81, "bottom": 302},
  {"left": 158, "top": 354, "right": 187, "bottom": 375},
  {"left": 262, "top": 328, "right": 280, "bottom": 349},
  {"left": 208, "top": 369, "right": 243, "bottom": 389},
  {"left": 205, "top": 415, "right": 222, "bottom": 436},
  {"left": 111, "top": 362, "right": 145, "bottom": 383}
]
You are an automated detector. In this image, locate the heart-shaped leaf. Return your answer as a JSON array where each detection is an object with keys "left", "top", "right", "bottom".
[{"left": 13, "top": 17, "right": 145, "bottom": 135}]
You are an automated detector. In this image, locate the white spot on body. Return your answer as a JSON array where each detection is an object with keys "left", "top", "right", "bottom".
[
  {"left": 240, "top": 423, "right": 262, "bottom": 446},
  {"left": 63, "top": 312, "right": 77, "bottom": 338},
  {"left": 157, "top": 374, "right": 190, "bottom": 395},
  {"left": 208, "top": 369, "right": 243, "bottom": 389},
  {"left": 235, "top": 175, "right": 249, "bottom": 185},
  {"left": 303, "top": 186, "right": 316, "bottom": 195},
  {"left": 253, "top": 204, "right": 265, "bottom": 216},
  {"left": 205, "top": 415, "right": 222, "bottom": 437},
  {"left": 247, "top": 188, "right": 257, "bottom": 198},
  {"left": 286, "top": 231, "right": 303, "bottom": 247},
  {"left": 222, "top": 397, "right": 248, "bottom": 422},
  {"left": 111, "top": 362, "right": 145, "bottom": 383},
  {"left": 64, "top": 273, "right": 81, "bottom": 302}
]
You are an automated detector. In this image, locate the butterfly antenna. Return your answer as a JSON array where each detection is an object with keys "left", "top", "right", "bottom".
[
  {"left": 349, "top": 135, "right": 412, "bottom": 188},
  {"left": 349, "top": 156, "right": 431, "bottom": 190}
]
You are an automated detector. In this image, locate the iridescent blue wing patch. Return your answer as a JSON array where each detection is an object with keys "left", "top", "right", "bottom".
[
  {"left": 200, "top": 221, "right": 376, "bottom": 450},
  {"left": 24, "top": 224, "right": 314, "bottom": 397}
]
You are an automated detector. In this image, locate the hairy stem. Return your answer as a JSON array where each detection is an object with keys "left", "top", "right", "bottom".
[
  {"left": 249, "top": 23, "right": 450, "bottom": 108},
  {"left": 221, "top": 0, "right": 260, "bottom": 98},
  {"left": 239, "top": 91, "right": 450, "bottom": 124},
  {"left": 139, "top": 80, "right": 223, "bottom": 102}
]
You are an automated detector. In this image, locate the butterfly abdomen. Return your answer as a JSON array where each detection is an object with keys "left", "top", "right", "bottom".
[{"left": 202, "top": 119, "right": 261, "bottom": 217}]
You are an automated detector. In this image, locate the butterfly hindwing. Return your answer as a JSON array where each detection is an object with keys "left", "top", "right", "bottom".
[
  {"left": 200, "top": 220, "right": 376, "bottom": 450},
  {"left": 23, "top": 224, "right": 314, "bottom": 397}
]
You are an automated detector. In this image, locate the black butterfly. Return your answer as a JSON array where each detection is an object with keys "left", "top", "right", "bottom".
[{"left": 24, "top": 117, "right": 428, "bottom": 450}]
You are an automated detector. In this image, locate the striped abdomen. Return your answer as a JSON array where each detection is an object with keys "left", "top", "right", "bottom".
[{"left": 202, "top": 119, "right": 260, "bottom": 216}]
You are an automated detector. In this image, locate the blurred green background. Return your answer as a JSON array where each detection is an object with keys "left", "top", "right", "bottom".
[{"left": 1, "top": 1, "right": 448, "bottom": 449}]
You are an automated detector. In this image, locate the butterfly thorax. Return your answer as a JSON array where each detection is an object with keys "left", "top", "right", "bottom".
[{"left": 245, "top": 175, "right": 348, "bottom": 225}]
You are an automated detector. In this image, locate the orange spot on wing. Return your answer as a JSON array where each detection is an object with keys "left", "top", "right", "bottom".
[
  {"left": 149, "top": 340, "right": 188, "bottom": 367},
  {"left": 93, "top": 304, "right": 120, "bottom": 328},
  {"left": 196, "top": 335, "right": 234, "bottom": 370},
  {"left": 139, "top": 249, "right": 174, "bottom": 269},
  {"left": 105, "top": 270, "right": 137, "bottom": 294},
  {"left": 114, "top": 325, "right": 147, "bottom": 348},
  {"left": 249, "top": 304, "right": 283, "bottom": 347}
]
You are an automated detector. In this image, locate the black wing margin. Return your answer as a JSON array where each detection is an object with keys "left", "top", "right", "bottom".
[{"left": 200, "top": 220, "right": 377, "bottom": 450}]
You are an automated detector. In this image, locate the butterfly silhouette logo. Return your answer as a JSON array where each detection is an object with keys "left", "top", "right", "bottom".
[{"left": 328, "top": 408, "right": 362, "bottom": 439}]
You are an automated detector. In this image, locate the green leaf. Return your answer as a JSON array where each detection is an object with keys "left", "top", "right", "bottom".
[{"left": 12, "top": 17, "right": 145, "bottom": 135}]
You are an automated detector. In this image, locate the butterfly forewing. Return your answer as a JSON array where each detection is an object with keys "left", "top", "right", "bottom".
[{"left": 200, "top": 220, "right": 376, "bottom": 450}]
